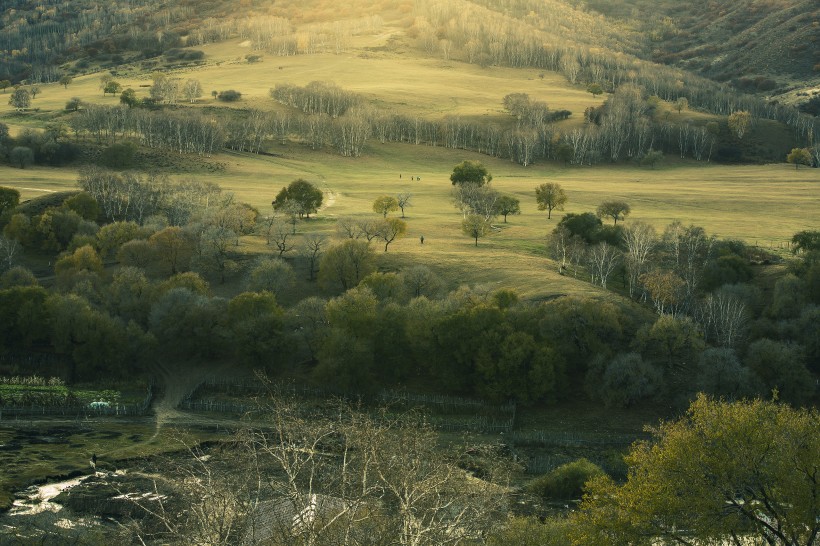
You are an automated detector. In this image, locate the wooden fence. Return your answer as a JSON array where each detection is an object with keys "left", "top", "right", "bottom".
[{"left": 0, "top": 382, "right": 153, "bottom": 420}]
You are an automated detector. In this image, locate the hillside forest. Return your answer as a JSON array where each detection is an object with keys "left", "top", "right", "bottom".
[{"left": 0, "top": 0, "right": 818, "bottom": 545}]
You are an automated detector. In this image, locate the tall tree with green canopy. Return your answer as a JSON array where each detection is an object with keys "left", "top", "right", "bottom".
[
  {"left": 372, "top": 195, "right": 399, "bottom": 218},
  {"left": 571, "top": 395, "right": 820, "bottom": 546},
  {"left": 535, "top": 183, "right": 567, "bottom": 220},
  {"left": 450, "top": 160, "right": 492, "bottom": 186},
  {"left": 272, "top": 179, "right": 323, "bottom": 219}
]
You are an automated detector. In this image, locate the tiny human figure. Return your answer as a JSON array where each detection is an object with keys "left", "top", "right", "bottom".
[
  {"left": 90, "top": 453, "right": 97, "bottom": 471},
  {"left": 399, "top": 174, "right": 402, "bottom": 179},
  {"left": 420, "top": 235, "right": 424, "bottom": 245}
]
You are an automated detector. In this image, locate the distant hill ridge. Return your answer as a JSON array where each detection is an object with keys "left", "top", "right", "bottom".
[{"left": 1, "top": 0, "right": 818, "bottom": 109}]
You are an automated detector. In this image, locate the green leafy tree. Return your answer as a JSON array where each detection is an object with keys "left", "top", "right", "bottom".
[
  {"left": 227, "top": 291, "right": 289, "bottom": 367},
  {"left": 535, "top": 183, "right": 567, "bottom": 220},
  {"left": 727, "top": 110, "right": 752, "bottom": 139},
  {"left": 0, "top": 187, "right": 20, "bottom": 215},
  {"left": 0, "top": 265, "right": 38, "bottom": 289},
  {"left": 586, "top": 83, "right": 603, "bottom": 97},
  {"left": 586, "top": 352, "right": 663, "bottom": 408},
  {"left": 54, "top": 244, "right": 104, "bottom": 290},
  {"left": 791, "top": 230, "right": 820, "bottom": 254},
  {"left": 63, "top": 192, "right": 100, "bottom": 221},
  {"left": 744, "top": 339, "right": 815, "bottom": 404},
  {"left": 8, "top": 88, "right": 30, "bottom": 110},
  {"left": 120, "top": 88, "right": 139, "bottom": 108},
  {"left": 640, "top": 149, "right": 664, "bottom": 168},
  {"left": 65, "top": 97, "right": 82, "bottom": 111},
  {"left": 372, "top": 195, "right": 399, "bottom": 218},
  {"left": 59, "top": 75, "right": 73, "bottom": 89},
  {"left": 103, "top": 81, "right": 122, "bottom": 96},
  {"left": 319, "top": 239, "right": 376, "bottom": 290},
  {"left": 787, "top": 147, "right": 812, "bottom": 169},
  {"left": 571, "top": 395, "right": 820, "bottom": 546},
  {"left": 527, "top": 458, "right": 605, "bottom": 501},
  {"left": 10, "top": 146, "right": 34, "bottom": 168},
  {"left": 696, "top": 347, "right": 759, "bottom": 400},
  {"left": 0, "top": 80, "right": 10, "bottom": 93},
  {"left": 494, "top": 195, "right": 521, "bottom": 223},
  {"left": 462, "top": 214, "right": 491, "bottom": 246},
  {"left": 377, "top": 218, "right": 406, "bottom": 252},
  {"left": 450, "top": 160, "right": 492, "bottom": 186},
  {"left": 96, "top": 221, "right": 146, "bottom": 259},
  {"left": 149, "top": 227, "right": 194, "bottom": 275},
  {"left": 149, "top": 288, "right": 229, "bottom": 358},
  {"left": 272, "top": 179, "right": 323, "bottom": 219},
  {"left": 476, "top": 331, "right": 562, "bottom": 403},
  {"left": 245, "top": 256, "right": 295, "bottom": 298},
  {"left": 596, "top": 200, "right": 631, "bottom": 226}
]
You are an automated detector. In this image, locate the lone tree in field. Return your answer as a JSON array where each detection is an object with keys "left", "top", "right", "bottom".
[
  {"left": 8, "top": 88, "right": 30, "bottom": 111},
  {"left": 59, "top": 75, "right": 73, "bottom": 89},
  {"left": 535, "top": 183, "right": 567, "bottom": 220},
  {"left": 450, "top": 160, "right": 492, "bottom": 186},
  {"left": 103, "top": 81, "right": 122, "bottom": 97},
  {"left": 571, "top": 395, "right": 820, "bottom": 546},
  {"left": 462, "top": 214, "right": 491, "bottom": 246},
  {"left": 372, "top": 195, "right": 399, "bottom": 218},
  {"left": 272, "top": 179, "right": 323, "bottom": 219},
  {"left": 728, "top": 110, "right": 752, "bottom": 139},
  {"left": 396, "top": 192, "right": 412, "bottom": 218},
  {"left": 786, "top": 147, "right": 812, "bottom": 169},
  {"left": 378, "top": 218, "right": 406, "bottom": 252},
  {"left": 494, "top": 195, "right": 521, "bottom": 223},
  {"left": 0, "top": 80, "right": 10, "bottom": 93},
  {"left": 596, "top": 200, "right": 631, "bottom": 225},
  {"left": 586, "top": 83, "right": 603, "bottom": 97}
]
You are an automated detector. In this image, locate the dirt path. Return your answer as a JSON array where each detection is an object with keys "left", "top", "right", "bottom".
[
  {"left": 319, "top": 188, "right": 337, "bottom": 212},
  {"left": 147, "top": 360, "right": 234, "bottom": 443}
]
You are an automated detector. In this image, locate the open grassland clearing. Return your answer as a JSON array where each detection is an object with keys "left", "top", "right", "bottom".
[
  {"left": 1, "top": 32, "right": 601, "bottom": 128},
  {"left": 2, "top": 142, "right": 817, "bottom": 301}
]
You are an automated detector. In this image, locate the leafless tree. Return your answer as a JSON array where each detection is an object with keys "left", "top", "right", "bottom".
[
  {"left": 698, "top": 288, "right": 749, "bottom": 348},
  {"left": 302, "top": 234, "right": 326, "bottom": 281},
  {"left": 622, "top": 221, "right": 658, "bottom": 299},
  {"left": 396, "top": 193, "right": 413, "bottom": 218},
  {"left": 586, "top": 242, "right": 622, "bottom": 289}
]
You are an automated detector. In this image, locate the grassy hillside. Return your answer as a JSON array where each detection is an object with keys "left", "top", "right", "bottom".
[{"left": 581, "top": 0, "right": 820, "bottom": 98}]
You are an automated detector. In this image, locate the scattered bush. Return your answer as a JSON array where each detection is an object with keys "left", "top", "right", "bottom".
[
  {"left": 217, "top": 90, "right": 242, "bottom": 102},
  {"left": 163, "top": 48, "right": 205, "bottom": 61}
]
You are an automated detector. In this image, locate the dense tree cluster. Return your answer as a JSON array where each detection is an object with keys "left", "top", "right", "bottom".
[
  {"left": 0, "top": 122, "right": 80, "bottom": 170},
  {"left": 550, "top": 212, "right": 819, "bottom": 407}
]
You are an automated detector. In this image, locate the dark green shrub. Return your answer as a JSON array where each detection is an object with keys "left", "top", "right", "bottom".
[
  {"left": 526, "top": 458, "right": 606, "bottom": 501},
  {"left": 100, "top": 142, "right": 136, "bottom": 169},
  {"left": 217, "top": 90, "right": 242, "bottom": 102}
]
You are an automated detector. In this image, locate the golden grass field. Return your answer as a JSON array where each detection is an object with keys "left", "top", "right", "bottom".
[{"left": 1, "top": 25, "right": 818, "bottom": 301}]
